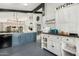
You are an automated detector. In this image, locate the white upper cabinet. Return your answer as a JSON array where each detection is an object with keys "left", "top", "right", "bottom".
[{"left": 56, "top": 4, "right": 79, "bottom": 33}]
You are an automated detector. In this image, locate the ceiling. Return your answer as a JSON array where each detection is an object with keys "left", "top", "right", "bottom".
[{"left": 0, "top": 3, "right": 41, "bottom": 11}]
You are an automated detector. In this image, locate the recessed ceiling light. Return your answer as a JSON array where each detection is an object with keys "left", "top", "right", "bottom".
[{"left": 23, "top": 3, "right": 28, "bottom": 6}]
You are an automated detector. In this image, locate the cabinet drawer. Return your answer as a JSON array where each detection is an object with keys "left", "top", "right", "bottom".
[
  {"left": 47, "top": 41, "right": 61, "bottom": 55},
  {"left": 49, "top": 35, "right": 62, "bottom": 43},
  {"left": 47, "top": 42, "right": 56, "bottom": 52},
  {"left": 62, "top": 37, "right": 75, "bottom": 44},
  {"left": 41, "top": 34, "right": 47, "bottom": 39}
]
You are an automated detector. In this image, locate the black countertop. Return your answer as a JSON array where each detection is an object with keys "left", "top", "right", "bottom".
[{"left": 41, "top": 32, "right": 79, "bottom": 38}]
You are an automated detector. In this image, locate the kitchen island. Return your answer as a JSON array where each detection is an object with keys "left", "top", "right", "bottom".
[{"left": 0, "top": 32, "right": 37, "bottom": 49}]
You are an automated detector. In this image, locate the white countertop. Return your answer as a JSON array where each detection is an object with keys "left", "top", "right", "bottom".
[
  {"left": 0, "top": 33, "right": 22, "bottom": 35},
  {"left": 0, "top": 32, "right": 36, "bottom": 35}
]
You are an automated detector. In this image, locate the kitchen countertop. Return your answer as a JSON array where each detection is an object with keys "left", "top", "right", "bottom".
[
  {"left": 0, "top": 33, "right": 20, "bottom": 35},
  {"left": 0, "top": 33, "right": 22, "bottom": 35},
  {"left": 41, "top": 32, "right": 79, "bottom": 38},
  {"left": 0, "top": 32, "right": 37, "bottom": 35}
]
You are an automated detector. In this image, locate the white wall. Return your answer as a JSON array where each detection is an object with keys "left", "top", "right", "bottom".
[
  {"left": 56, "top": 4, "right": 79, "bottom": 34},
  {"left": 0, "top": 12, "right": 27, "bottom": 32},
  {"left": 0, "top": 12, "right": 41, "bottom": 33},
  {"left": 42, "top": 3, "right": 64, "bottom": 31},
  {"left": 45, "top": 3, "right": 64, "bottom": 20},
  {"left": 43, "top": 3, "right": 79, "bottom": 34},
  {"left": 0, "top": 12, "right": 14, "bottom": 22},
  {"left": 0, "top": 11, "right": 43, "bottom": 33}
]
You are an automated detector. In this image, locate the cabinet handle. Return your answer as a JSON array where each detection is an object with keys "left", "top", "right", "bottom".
[
  {"left": 66, "top": 39, "right": 69, "bottom": 41},
  {"left": 57, "top": 37, "right": 59, "bottom": 39},
  {"left": 43, "top": 37, "right": 44, "bottom": 39},
  {"left": 52, "top": 45, "right": 54, "bottom": 47}
]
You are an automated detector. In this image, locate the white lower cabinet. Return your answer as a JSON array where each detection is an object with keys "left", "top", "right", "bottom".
[
  {"left": 41, "top": 34, "right": 62, "bottom": 56},
  {"left": 47, "top": 35, "right": 62, "bottom": 56},
  {"left": 41, "top": 34, "right": 47, "bottom": 48},
  {"left": 41, "top": 33, "right": 79, "bottom": 56},
  {"left": 61, "top": 37, "right": 77, "bottom": 56},
  {"left": 47, "top": 39, "right": 56, "bottom": 54},
  {"left": 75, "top": 39, "right": 79, "bottom": 56}
]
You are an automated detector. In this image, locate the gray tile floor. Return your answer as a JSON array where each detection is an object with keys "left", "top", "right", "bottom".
[{"left": 0, "top": 42, "right": 56, "bottom": 56}]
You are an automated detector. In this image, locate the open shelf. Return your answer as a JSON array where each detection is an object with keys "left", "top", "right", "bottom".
[
  {"left": 63, "top": 48, "right": 76, "bottom": 54},
  {"left": 62, "top": 42, "right": 76, "bottom": 56},
  {"left": 62, "top": 50, "right": 76, "bottom": 56}
]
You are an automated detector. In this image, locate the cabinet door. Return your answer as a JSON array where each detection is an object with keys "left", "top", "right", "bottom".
[
  {"left": 25, "top": 33, "right": 31, "bottom": 43},
  {"left": 12, "top": 34, "right": 20, "bottom": 46},
  {"left": 54, "top": 40, "right": 62, "bottom": 56},
  {"left": 30, "top": 33, "right": 36, "bottom": 42},
  {"left": 47, "top": 40, "right": 56, "bottom": 53},
  {"left": 47, "top": 35, "right": 62, "bottom": 55},
  {"left": 21, "top": 34, "right": 25, "bottom": 44}
]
